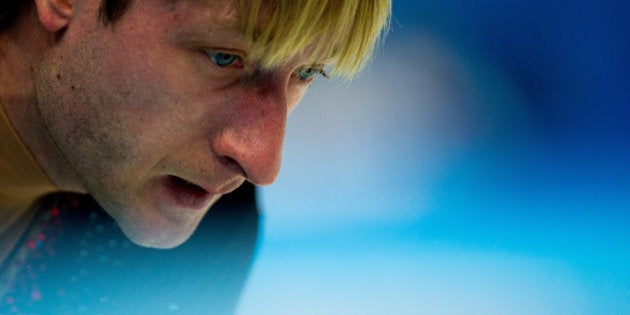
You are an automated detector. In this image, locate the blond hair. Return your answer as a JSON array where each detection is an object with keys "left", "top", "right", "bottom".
[{"left": 240, "top": 0, "right": 391, "bottom": 79}]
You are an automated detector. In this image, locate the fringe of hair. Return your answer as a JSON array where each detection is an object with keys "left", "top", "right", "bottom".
[{"left": 240, "top": 0, "right": 391, "bottom": 79}]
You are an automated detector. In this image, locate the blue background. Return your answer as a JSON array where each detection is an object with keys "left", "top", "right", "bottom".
[{"left": 237, "top": 1, "right": 629, "bottom": 314}]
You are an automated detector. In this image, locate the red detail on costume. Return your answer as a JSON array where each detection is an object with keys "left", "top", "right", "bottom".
[{"left": 51, "top": 207, "right": 61, "bottom": 216}]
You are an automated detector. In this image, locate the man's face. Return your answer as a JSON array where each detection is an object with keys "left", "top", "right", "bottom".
[{"left": 35, "top": 1, "right": 316, "bottom": 247}]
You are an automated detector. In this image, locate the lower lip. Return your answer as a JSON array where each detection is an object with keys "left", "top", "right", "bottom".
[{"left": 159, "top": 175, "right": 213, "bottom": 210}]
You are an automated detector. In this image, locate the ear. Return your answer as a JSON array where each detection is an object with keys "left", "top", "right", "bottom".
[{"left": 34, "top": 0, "right": 74, "bottom": 32}]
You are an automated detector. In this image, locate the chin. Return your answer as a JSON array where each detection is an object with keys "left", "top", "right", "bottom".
[
  {"left": 122, "top": 225, "right": 196, "bottom": 249},
  {"left": 114, "top": 215, "right": 201, "bottom": 249},
  {"left": 93, "top": 191, "right": 210, "bottom": 249}
]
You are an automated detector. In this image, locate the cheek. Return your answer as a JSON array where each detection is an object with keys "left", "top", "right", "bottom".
[
  {"left": 287, "top": 86, "right": 309, "bottom": 114},
  {"left": 36, "top": 48, "right": 172, "bottom": 181}
]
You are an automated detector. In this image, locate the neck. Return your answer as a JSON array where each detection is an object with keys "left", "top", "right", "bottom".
[{"left": 0, "top": 9, "right": 86, "bottom": 193}]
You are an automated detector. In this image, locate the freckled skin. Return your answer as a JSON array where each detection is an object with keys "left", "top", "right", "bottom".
[{"left": 32, "top": 1, "right": 309, "bottom": 248}]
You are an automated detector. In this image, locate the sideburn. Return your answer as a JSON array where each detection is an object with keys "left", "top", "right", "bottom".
[{"left": 99, "top": 0, "right": 134, "bottom": 25}]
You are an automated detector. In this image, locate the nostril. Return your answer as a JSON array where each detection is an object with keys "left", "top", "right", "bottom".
[{"left": 219, "top": 155, "right": 246, "bottom": 177}]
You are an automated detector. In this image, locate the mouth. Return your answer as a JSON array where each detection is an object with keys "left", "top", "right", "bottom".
[{"left": 162, "top": 175, "right": 213, "bottom": 210}]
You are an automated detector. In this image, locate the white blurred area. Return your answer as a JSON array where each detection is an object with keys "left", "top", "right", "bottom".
[
  {"left": 257, "top": 30, "right": 534, "bottom": 235},
  {"left": 235, "top": 29, "right": 594, "bottom": 314},
  {"left": 238, "top": 245, "right": 588, "bottom": 315}
]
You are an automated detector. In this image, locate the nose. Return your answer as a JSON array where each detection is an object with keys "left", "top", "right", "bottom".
[{"left": 210, "top": 77, "right": 287, "bottom": 186}]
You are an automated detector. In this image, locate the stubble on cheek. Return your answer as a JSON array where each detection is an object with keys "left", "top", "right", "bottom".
[
  {"left": 34, "top": 43, "right": 148, "bottom": 201},
  {"left": 36, "top": 65, "right": 167, "bottom": 244}
]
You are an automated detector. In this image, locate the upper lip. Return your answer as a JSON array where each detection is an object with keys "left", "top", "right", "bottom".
[
  {"left": 166, "top": 154, "right": 247, "bottom": 196},
  {"left": 173, "top": 175, "right": 244, "bottom": 196}
]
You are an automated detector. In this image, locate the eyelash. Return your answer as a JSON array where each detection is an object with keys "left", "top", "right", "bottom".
[
  {"left": 206, "top": 51, "right": 244, "bottom": 69},
  {"left": 295, "top": 65, "right": 330, "bottom": 82},
  {"left": 204, "top": 50, "right": 329, "bottom": 82}
]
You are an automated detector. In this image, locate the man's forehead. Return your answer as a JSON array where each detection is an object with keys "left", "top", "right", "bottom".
[
  {"left": 158, "top": 0, "right": 244, "bottom": 46},
  {"left": 183, "top": 0, "right": 257, "bottom": 27},
  {"left": 205, "top": 0, "right": 241, "bottom": 23},
  {"left": 172, "top": 0, "right": 256, "bottom": 39}
]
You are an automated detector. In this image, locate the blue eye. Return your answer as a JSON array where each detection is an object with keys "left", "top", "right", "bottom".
[
  {"left": 207, "top": 52, "right": 239, "bottom": 67},
  {"left": 297, "top": 67, "right": 319, "bottom": 80}
]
